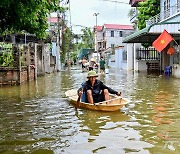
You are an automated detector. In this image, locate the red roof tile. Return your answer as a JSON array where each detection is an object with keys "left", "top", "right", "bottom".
[
  {"left": 48, "top": 17, "right": 58, "bottom": 23},
  {"left": 104, "top": 24, "right": 134, "bottom": 30},
  {"left": 94, "top": 26, "right": 103, "bottom": 31}
]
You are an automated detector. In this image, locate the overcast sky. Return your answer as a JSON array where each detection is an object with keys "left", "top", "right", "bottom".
[{"left": 67, "top": 0, "right": 132, "bottom": 34}]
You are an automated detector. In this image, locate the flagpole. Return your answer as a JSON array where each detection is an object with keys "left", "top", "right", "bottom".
[{"left": 173, "top": 39, "right": 179, "bottom": 46}]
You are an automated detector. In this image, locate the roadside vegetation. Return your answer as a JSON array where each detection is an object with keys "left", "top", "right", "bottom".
[
  {"left": 137, "top": 0, "right": 160, "bottom": 48},
  {"left": 0, "top": 0, "right": 66, "bottom": 39}
]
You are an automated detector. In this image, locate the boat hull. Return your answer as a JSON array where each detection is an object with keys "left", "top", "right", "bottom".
[{"left": 65, "top": 89, "right": 129, "bottom": 112}]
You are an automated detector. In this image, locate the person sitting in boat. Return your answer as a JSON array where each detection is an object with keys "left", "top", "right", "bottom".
[{"left": 77, "top": 70, "right": 121, "bottom": 104}]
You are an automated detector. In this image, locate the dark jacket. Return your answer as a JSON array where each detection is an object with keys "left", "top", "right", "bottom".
[{"left": 78, "top": 79, "right": 118, "bottom": 103}]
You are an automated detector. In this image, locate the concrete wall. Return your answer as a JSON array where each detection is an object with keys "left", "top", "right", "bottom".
[
  {"left": 115, "top": 47, "right": 127, "bottom": 70},
  {"left": 43, "top": 43, "right": 57, "bottom": 73},
  {"left": 107, "top": 47, "right": 128, "bottom": 70},
  {"left": 0, "top": 44, "right": 35, "bottom": 85},
  {"left": 36, "top": 44, "right": 45, "bottom": 76},
  {"left": 35, "top": 42, "right": 61, "bottom": 75},
  {"left": 56, "top": 45, "right": 61, "bottom": 72},
  {"left": 43, "top": 44, "right": 51, "bottom": 73},
  {"left": 0, "top": 66, "right": 35, "bottom": 85},
  {"left": 105, "top": 30, "right": 134, "bottom": 48},
  {"left": 0, "top": 41, "right": 61, "bottom": 86},
  {"left": 135, "top": 60, "right": 147, "bottom": 72},
  {"left": 109, "top": 60, "right": 116, "bottom": 68}
]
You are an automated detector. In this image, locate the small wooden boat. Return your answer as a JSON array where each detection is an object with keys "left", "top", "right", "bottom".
[{"left": 65, "top": 89, "right": 129, "bottom": 112}]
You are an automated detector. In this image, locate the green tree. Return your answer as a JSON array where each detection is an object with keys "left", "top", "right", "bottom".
[
  {"left": 0, "top": 0, "right": 66, "bottom": 39},
  {"left": 75, "top": 27, "right": 94, "bottom": 52},
  {"left": 137, "top": 0, "right": 160, "bottom": 30},
  {"left": 80, "top": 27, "right": 94, "bottom": 49},
  {"left": 61, "top": 26, "right": 71, "bottom": 63},
  {"left": 63, "top": 27, "right": 94, "bottom": 63},
  {"left": 137, "top": 0, "right": 160, "bottom": 47},
  {"left": 70, "top": 46, "right": 78, "bottom": 63}
]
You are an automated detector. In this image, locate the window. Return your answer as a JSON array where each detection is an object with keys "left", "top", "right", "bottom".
[
  {"left": 119, "top": 31, "right": 123, "bottom": 37},
  {"left": 111, "top": 31, "right": 114, "bottom": 37},
  {"left": 122, "top": 50, "right": 127, "bottom": 61},
  {"left": 178, "top": 0, "right": 180, "bottom": 12},
  {"left": 164, "top": 0, "right": 170, "bottom": 18}
]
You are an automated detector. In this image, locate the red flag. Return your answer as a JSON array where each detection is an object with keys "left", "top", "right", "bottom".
[
  {"left": 167, "top": 47, "right": 175, "bottom": 55},
  {"left": 153, "top": 29, "right": 173, "bottom": 52}
]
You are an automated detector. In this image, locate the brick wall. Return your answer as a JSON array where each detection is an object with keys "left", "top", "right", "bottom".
[
  {"left": 0, "top": 68, "right": 19, "bottom": 85},
  {"left": 0, "top": 67, "right": 35, "bottom": 86}
]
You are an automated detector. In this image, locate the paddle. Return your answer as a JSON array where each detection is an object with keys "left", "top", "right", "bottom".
[{"left": 76, "top": 92, "right": 82, "bottom": 109}]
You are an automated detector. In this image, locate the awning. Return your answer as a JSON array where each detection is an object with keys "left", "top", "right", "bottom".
[
  {"left": 78, "top": 48, "right": 95, "bottom": 59},
  {"left": 123, "top": 22, "right": 180, "bottom": 43}
]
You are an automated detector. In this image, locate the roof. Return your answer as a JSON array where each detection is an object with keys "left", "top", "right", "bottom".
[
  {"left": 94, "top": 26, "right": 103, "bottom": 31},
  {"left": 104, "top": 24, "right": 134, "bottom": 30},
  {"left": 48, "top": 17, "right": 58, "bottom": 23},
  {"left": 123, "top": 22, "right": 180, "bottom": 43}
]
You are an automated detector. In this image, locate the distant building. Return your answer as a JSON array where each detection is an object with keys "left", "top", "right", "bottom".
[
  {"left": 94, "top": 24, "right": 135, "bottom": 69},
  {"left": 47, "top": 13, "right": 61, "bottom": 71},
  {"left": 94, "top": 24, "right": 134, "bottom": 53}
]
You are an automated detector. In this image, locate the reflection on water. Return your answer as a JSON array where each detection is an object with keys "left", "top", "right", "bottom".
[
  {"left": 0, "top": 66, "right": 180, "bottom": 153},
  {"left": 77, "top": 111, "right": 129, "bottom": 136}
]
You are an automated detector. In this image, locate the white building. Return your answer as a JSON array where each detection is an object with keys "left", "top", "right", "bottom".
[{"left": 94, "top": 24, "right": 134, "bottom": 69}]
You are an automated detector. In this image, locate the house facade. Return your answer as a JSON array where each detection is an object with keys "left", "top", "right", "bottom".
[
  {"left": 123, "top": 0, "right": 180, "bottom": 78},
  {"left": 47, "top": 13, "right": 61, "bottom": 72},
  {"left": 94, "top": 24, "right": 134, "bottom": 69}
]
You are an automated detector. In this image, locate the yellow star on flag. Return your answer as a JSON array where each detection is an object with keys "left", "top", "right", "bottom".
[
  {"left": 161, "top": 39, "right": 165, "bottom": 44},
  {"left": 153, "top": 30, "right": 173, "bottom": 52}
]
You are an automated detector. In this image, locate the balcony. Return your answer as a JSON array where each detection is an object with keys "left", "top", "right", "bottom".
[
  {"left": 146, "top": 3, "right": 180, "bottom": 26},
  {"left": 130, "top": 8, "right": 139, "bottom": 24}
]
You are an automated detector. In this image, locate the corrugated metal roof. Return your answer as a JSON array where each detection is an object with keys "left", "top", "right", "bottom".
[
  {"left": 78, "top": 48, "right": 95, "bottom": 59},
  {"left": 123, "top": 22, "right": 180, "bottom": 43}
]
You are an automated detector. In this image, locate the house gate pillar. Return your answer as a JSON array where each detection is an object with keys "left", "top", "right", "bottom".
[{"left": 127, "top": 43, "right": 134, "bottom": 70}]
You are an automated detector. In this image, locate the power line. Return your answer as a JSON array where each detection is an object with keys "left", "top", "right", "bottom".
[
  {"left": 98, "top": 0, "right": 176, "bottom": 7},
  {"left": 71, "top": 24, "right": 93, "bottom": 29},
  {"left": 98, "top": 0, "right": 129, "bottom": 5}
]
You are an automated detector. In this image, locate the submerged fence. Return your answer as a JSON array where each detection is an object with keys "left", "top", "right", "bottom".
[{"left": 136, "top": 48, "right": 160, "bottom": 61}]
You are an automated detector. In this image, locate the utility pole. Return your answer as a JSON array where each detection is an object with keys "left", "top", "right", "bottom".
[
  {"left": 68, "top": 0, "right": 72, "bottom": 62},
  {"left": 56, "top": 0, "right": 61, "bottom": 71},
  {"left": 93, "top": 13, "right": 99, "bottom": 63}
]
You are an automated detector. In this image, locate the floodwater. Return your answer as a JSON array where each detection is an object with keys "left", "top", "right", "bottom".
[{"left": 0, "top": 66, "right": 180, "bottom": 154}]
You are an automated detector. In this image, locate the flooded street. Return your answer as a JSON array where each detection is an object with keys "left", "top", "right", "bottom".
[{"left": 0, "top": 66, "right": 180, "bottom": 154}]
